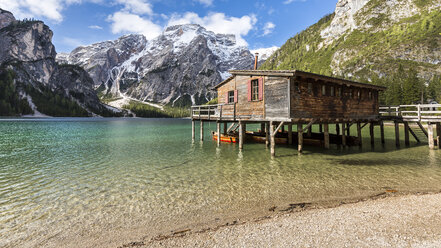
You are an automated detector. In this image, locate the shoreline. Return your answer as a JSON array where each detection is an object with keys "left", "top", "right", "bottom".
[{"left": 120, "top": 191, "right": 441, "bottom": 248}]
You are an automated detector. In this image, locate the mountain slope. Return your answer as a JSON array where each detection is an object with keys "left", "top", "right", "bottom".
[
  {"left": 0, "top": 8, "right": 121, "bottom": 117},
  {"left": 61, "top": 24, "right": 255, "bottom": 106},
  {"left": 261, "top": 0, "right": 440, "bottom": 80}
]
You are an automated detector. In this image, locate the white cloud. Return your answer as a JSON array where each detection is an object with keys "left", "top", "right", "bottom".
[
  {"left": 114, "top": 0, "right": 153, "bottom": 15},
  {"left": 0, "top": 0, "right": 64, "bottom": 22},
  {"left": 262, "top": 22, "right": 275, "bottom": 36},
  {"left": 88, "top": 25, "right": 103, "bottom": 30},
  {"left": 107, "top": 11, "right": 161, "bottom": 39},
  {"left": 283, "top": 0, "right": 306, "bottom": 4},
  {"left": 195, "top": 0, "right": 213, "bottom": 7},
  {"left": 0, "top": 0, "right": 103, "bottom": 22},
  {"left": 168, "top": 12, "right": 257, "bottom": 46}
]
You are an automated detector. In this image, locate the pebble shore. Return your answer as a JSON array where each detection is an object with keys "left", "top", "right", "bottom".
[{"left": 139, "top": 193, "right": 441, "bottom": 248}]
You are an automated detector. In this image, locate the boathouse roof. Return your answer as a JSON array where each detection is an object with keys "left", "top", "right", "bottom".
[{"left": 214, "top": 70, "right": 386, "bottom": 91}]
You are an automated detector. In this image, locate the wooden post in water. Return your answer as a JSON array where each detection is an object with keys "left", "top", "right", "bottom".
[
  {"left": 404, "top": 122, "right": 410, "bottom": 146},
  {"left": 200, "top": 121, "right": 204, "bottom": 142},
  {"left": 216, "top": 122, "right": 221, "bottom": 146},
  {"left": 370, "top": 122, "right": 374, "bottom": 146},
  {"left": 307, "top": 126, "right": 312, "bottom": 137},
  {"left": 336, "top": 123, "right": 340, "bottom": 136},
  {"left": 324, "top": 124, "right": 330, "bottom": 149},
  {"left": 319, "top": 124, "right": 323, "bottom": 133},
  {"left": 394, "top": 121, "right": 400, "bottom": 147},
  {"left": 192, "top": 120, "right": 195, "bottom": 142},
  {"left": 288, "top": 124, "right": 293, "bottom": 145},
  {"left": 380, "top": 121, "right": 385, "bottom": 144},
  {"left": 239, "top": 121, "right": 244, "bottom": 150},
  {"left": 265, "top": 122, "right": 270, "bottom": 148},
  {"left": 342, "top": 123, "right": 346, "bottom": 146},
  {"left": 260, "top": 123, "right": 265, "bottom": 133},
  {"left": 298, "top": 123, "right": 303, "bottom": 153},
  {"left": 346, "top": 123, "right": 351, "bottom": 136},
  {"left": 428, "top": 123, "right": 434, "bottom": 150},
  {"left": 223, "top": 122, "right": 227, "bottom": 135},
  {"left": 437, "top": 123, "right": 441, "bottom": 149},
  {"left": 357, "top": 122, "right": 362, "bottom": 146},
  {"left": 270, "top": 121, "right": 275, "bottom": 156}
]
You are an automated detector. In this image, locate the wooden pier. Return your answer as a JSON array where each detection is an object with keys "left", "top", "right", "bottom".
[{"left": 190, "top": 69, "right": 441, "bottom": 156}]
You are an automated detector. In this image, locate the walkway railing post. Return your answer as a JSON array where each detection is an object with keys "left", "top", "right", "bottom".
[
  {"left": 380, "top": 121, "right": 385, "bottom": 144},
  {"left": 324, "top": 124, "right": 330, "bottom": 149},
  {"left": 428, "top": 123, "right": 435, "bottom": 150},
  {"left": 217, "top": 122, "right": 221, "bottom": 146},
  {"left": 200, "top": 120, "right": 204, "bottom": 142},
  {"left": 265, "top": 122, "right": 270, "bottom": 148},
  {"left": 270, "top": 121, "right": 275, "bottom": 156},
  {"left": 298, "top": 123, "right": 303, "bottom": 153},
  {"left": 239, "top": 121, "right": 244, "bottom": 150},
  {"left": 357, "top": 122, "right": 362, "bottom": 147},
  {"left": 342, "top": 123, "right": 346, "bottom": 147},
  {"left": 288, "top": 124, "right": 293, "bottom": 145},
  {"left": 192, "top": 120, "right": 195, "bottom": 142},
  {"left": 395, "top": 121, "right": 400, "bottom": 147},
  {"left": 404, "top": 122, "right": 410, "bottom": 146}
]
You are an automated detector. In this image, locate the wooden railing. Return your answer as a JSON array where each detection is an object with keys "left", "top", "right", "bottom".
[
  {"left": 191, "top": 103, "right": 236, "bottom": 121},
  {"left": 380, "top": 104, "right": 441, "bottom": 122}
]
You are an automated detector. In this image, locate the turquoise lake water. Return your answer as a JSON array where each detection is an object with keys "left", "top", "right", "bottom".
[{"left": 1, "top": 118, "right": 441, "bottom": 247}]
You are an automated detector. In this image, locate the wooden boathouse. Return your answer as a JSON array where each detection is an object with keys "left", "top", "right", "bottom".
[{"left": 191, "top": 66, "right": 441, "bottom": 156}]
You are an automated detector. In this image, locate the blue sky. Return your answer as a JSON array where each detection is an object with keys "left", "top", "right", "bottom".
[{"left": 0, "top": 0, "right": 337, "bottom": 53}]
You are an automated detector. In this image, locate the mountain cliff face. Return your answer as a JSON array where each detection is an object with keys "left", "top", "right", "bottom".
[
  {"left": 0, "top": 9, "right": 118, "bottom": 116},
  {"left": 262, "top": 0, "right": 440, "bottom": 80},
  {"left": 60, "top": 24, "right": 255, "bottom": 106}
]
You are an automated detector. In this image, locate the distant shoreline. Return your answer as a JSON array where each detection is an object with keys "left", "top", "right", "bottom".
[{"left": 122, "top": 191, "right": 441, "bottom": 248}]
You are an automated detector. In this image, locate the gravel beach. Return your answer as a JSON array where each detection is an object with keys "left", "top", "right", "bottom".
[{"left": 136, "top": 193, "right": 441, "bottom": 248}]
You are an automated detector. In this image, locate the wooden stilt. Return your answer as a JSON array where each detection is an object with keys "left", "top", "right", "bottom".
[
  {"left": 324, "top": 124, "right": 330, "bottom": 149},
  {"left": 288, "top": 124, "right": 293, "bottom": 145},
  {"left": 404, "top": 122, "right": 410, "bottom": 146},
  {"left": 223, "top": 122, "right": 227, "bottom": 135},
  {"left": 298, "top": 124, "right": 303, "bottom": 153},
  {"left": 192, "top": 120, "right": 195, "bottom": 142},
  {"left": 265, "top": 122, "right": 270, "bottom": 148},
  {"left": 380, "top": 121, "right": 385, "bottom": 144},
  {"left": 260, "top": 123, "right": 265, "bottom": 133},
  {"left": 281, "top": 125, "right": 285, "bottom": 133},
  {"left": 370, "top": 122, "right": 374, "bottom": 146},
  {"left": 347, "top": 123, "right": 351, "bottom": 136},
  {"left": 216, "top": 122, "right": 221, "bottom": 146},
  {"left": 307, "top": 126, "right": 312, "bottom": 137},
  {"left": 239, "top": 121, "right": 244, "bottom": 150},
  {"left": 357, "top": 122, "right": 362, "bottom": 146},
  {"left": 319, "top": 124, "right": 323, "bottom": 133},
  {"left": 437, "top": 123, "right": 441, "bottom": 149},
  {"left": 428, "top": 123, "right": 434, "bottom": 150},
  {"left": 200, "top": 121, "right": 204, "bottom": 142},
  {"left": 270, "top": 122, "right": 275, "bottom": 156},
  {"left": 336, "top": 123, "right": 340, "bottom": 136},
  {"left": 342, "top": 123, "right": 346, "bottom": 146},
  {"left": 395, "top": 121, "right": 400, "bottom": 147}
]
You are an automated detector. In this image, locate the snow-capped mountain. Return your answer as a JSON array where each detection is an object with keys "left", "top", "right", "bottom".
[
  {"left": 59, "top": 24, "right": 254, "bottom": 106},
  {"left": 251, "top": 46, "right": 279, "bottom": 62}
]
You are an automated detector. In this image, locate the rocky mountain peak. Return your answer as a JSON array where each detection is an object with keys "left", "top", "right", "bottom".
[
  {"left": 0, "top": 8, "right": 15, "bottom": 29},
  {"left": 63, "top": 23, "right": 254, "bottom": 106},
  {"left": 320, "top": 0, "right": 369, "bottom": 44},
  {"left": 0, "top": 8, "right": 116, "bottom": 116}
]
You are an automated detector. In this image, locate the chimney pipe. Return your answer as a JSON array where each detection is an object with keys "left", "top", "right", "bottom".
[{"left": 254, "top": 53, "right": 259, "bottom": 70}]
